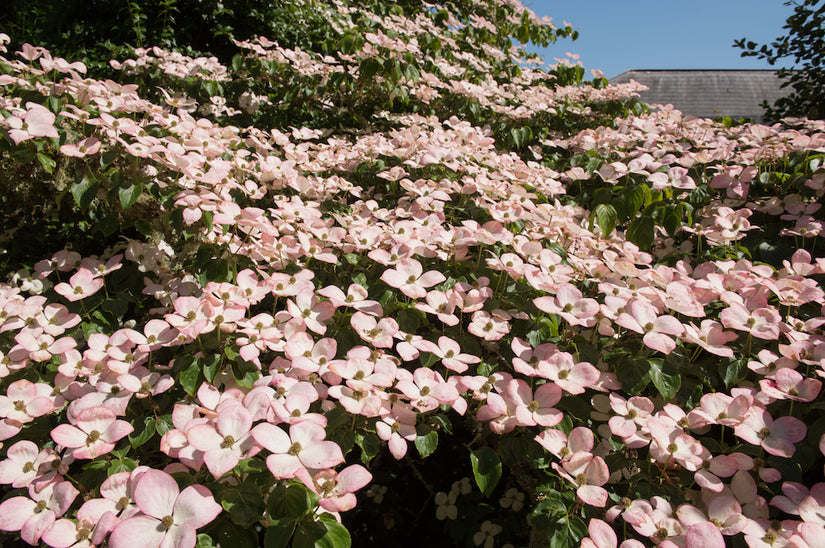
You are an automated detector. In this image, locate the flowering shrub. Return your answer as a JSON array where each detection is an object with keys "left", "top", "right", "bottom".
[{"left": 1, "top": 1, "right": 825, "bottom": 547}]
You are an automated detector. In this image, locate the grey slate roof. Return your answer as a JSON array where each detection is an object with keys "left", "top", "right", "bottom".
[{"left": 609, "top": 70, "right": 790, "bottom": 123}]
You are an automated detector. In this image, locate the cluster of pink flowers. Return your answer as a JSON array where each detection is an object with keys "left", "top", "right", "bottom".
[{"left": 1, "top": 0, "right": 825, "bottom": 544}]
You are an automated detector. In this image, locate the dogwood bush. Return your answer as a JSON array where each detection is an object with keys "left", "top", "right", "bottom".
[{"left": 1, "top": 1, "right": 825, "bottom": 546}]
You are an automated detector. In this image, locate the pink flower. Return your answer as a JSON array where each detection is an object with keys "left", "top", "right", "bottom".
[
  {"left": 0, "top": 379, "right": 54, "bottom": 424},
  {"left": 60, "top": 137, "right": 101, "bottom": 157},
  {"left": 185, "top": 405, "right": 260, "bottom": 478},
  {"left": 14, "top": 330, "right": 76, "bottom": 362},
  {"left": 534, "top": 284, "right": 599, "bottom": 327},
  {"left": 420, "top": 336, "right": 481, "bottom": 373},
  {"left": 286, "top": 289, "right": 335, "bottom": 334},
  {"left": 109, "top": 470, "right": 221, "bottom": 548},
  {"left": 251, "top": 421, "right": 343, "bottom": 479},
  {"left": 734, "top": 408, "right": 806, "bottom": 458},
  {"left": 536, "top": 352, "right": 600, "bottom": 395},
  {"left": 468, "top": 310, "right": 510, "bottom": 341},
  {"left": 296, "top": 464, "right": 372, "bottom": 512},
  {"left": 350, "top": 311, "right": 398, "bottom": 348},
  {"left": 317, "top": 284, "right": 382, "bottom": 316},
  {"left": 50, "top": 406, "right": 133, "bottom": 459},
  {"left": 759, "top": 368, "right": 821, "bottom": 402},
  {"left": 375, "top": 405, "right": 417, "bottom": 459},
  {"left": 53, "top": 268, "right": 104, "bottom": 302},
  {"left": 396, "top": 367, "right": 459, "bottom": 413},
  {"left": 553, "top": 451, "right": 610, "bottom": 507},
  {"left": 720, "top": 302, "right": 781, "bottom": 340},
  {"left": 0, "top": 440, "right": 52, "bottom": 488},
  {"left": 415, "top": 290, "right": 460, "bottom": 326},
  {"left": 615, "top": 299, "right": 684, "bottom": 354},
  {"left": 535, "top": 426, "right": 594, "bottom": 460},
  {"left": 6, "top": 103, "right": 60, "bottom": 145},
  {"left": 0, "top": 479, "right": 78, "bottom": 545},
  {"left": 581, "top": 519, "right": 644, "bottom": 548},
  {"left": 380, "top": 258, "right": 445, "bottom": 299}
]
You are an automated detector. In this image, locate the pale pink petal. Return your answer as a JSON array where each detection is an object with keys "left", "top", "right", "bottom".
[
  {"left": 0, "top": 496, "right": 36, "bottom": 531},
  {"left": 134, "top": 470, "right": 178, "bottom": 519},
  {"left": 300, "top": 441, "right": 344, "bottom": 469},
  {"left": 217, "top": 405, "right": 252, "bottom": 439},
  {"left": 109, "top": 516, "right": 165, "bottom": 548},
  {"left": 172, "top": 485, "right": 221, "bottom": 529},
  {"left": 685, "top": 522, "right": 724, "bottom": 548},
  {"left": 159, "top": 523, "right": 195, "bottom": 548},
  {"left": 50, "top": 424, "right": 87, "bottom": 448},
  {"left": 251, "top": 423, "right": 291, "bottom": 454}
]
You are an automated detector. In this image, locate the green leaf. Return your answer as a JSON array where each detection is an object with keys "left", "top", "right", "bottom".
[
  {"left": 626, "top": 215, "right": 655, "bottom": 251},
  {"left": 397, "top": 308, "right": 421, "bottom": 333},
  {"left": 354, "top": 432, "right": 381, "bottom": 465},
  {"left": 128, "top": 417, "right": 156, "bottom": 449},
  {"left": 414, "top": 427, "right": 438, "bottom": 458},
  {"left": 359, "top": 57, "right": 383, "bottom": 80},
  {"left": 546, "top": 515, "right": 588, "bottom": 548},
  {"left": 268, "top": 482, "right": 318, "bottom": 520},
  {"left": 232, "top": 53, "right": 245, "bottom": 72},
  {"left": 71, "top": 176, "right": 99, "bottom": 210},
  {"left": 210, "top": 519, "right": 259, "bottom": 548},
  {"left": 264, "top": 521, "right": 295, "bottom": 548},
  {"left": 615, "top": 356, "right": 650, "bottom": 394},
  {"left": 590, "top": 203, "right": 617, "bottom": 238},
  {"left": 312, "top": 514, "right": 352, "bottom": 548},
  {"left": 119, "top": 183, "right": 142, "bottom": 210},
  {"left": 720, "top": 358, "right": 747, "bottom": 389},
  {"left": 37, "top": 152, "right": 56, "bottom": 173},
  {"left": 623, "top": 184, "right": 647, "bottom": 214},
  {"left": 202, "top": 354, "right": 222, "bottom": 384},
  {"left": 218, "top": 481, "right": 267, "bottom": 527},
  {"left": 470, "top": 446, "right": 501, "bottom": 497},
  {"left": 428, "top": 413, "right": 452, "bottom": 434},
  {"left": 179, "top": 359, "right": 201, "bottom": 395},
  {"left": 648, "top": 358, "right": 681, "bottom": 400}
]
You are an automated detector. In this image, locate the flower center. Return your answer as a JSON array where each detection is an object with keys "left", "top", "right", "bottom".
[
  {"left": 220, "top": 435, "right": 235, "bottom": 449},
  {"left": 86, "top": 430, "right": 101, "bottom": 444},
  {"left": 161, "top": 515, "right": 175, "bottom": 530},
  {"left": 288, "top": 442, "right": 302, "bottom": 456}
]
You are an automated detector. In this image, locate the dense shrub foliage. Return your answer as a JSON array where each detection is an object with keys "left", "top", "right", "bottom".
[{"left": 1, "top": 1, "right": 825, "bottom": 547}]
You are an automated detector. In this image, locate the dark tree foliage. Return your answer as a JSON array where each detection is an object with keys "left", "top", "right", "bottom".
[
  {"left": 735, "top": 0, "right": 825, "bottom": 122},
  {"left": 0, "top": 0, "right": 336, "bottom": 75}
]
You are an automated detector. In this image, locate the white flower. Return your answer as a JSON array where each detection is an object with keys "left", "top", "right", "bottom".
[{"left": 473, "top": 520, "right": 502, "bottom": 548}]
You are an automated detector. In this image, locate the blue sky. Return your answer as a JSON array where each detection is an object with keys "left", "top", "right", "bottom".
[{"left": 523, "top": 1, "right": 796, "bottom": 78}]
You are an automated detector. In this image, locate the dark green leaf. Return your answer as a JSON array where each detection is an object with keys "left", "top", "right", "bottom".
[
  {"left": 71, "top": 176, "right": 99, "bottom": 210},
  {"left": 218, "top": 481, "right": 266, "bottom": 527},
  {"left": 202, "top": 354, "right": 222, "bottom": 384},
  {"left": 397, "top": 308, "right": 421, "bottom": 333},
  {"left": 179, "top": 360, "right": 201, "bottom": 396},
  {"left": 626, "top": 215, "right": 655, "bottom": 251},
  {"left": 414, "top": 427, "right": 438, "bottom": 458},
  {"left": 37, "top": 152, "right": 56, "bottom": 173},
  {"left": 615, "top": 356, "right": 651, "bottom": 394},
  {"left": 547, "top": 515, "right": 588, "bottom": 548},
  {"left": 590, "top": 203, "right": 617, "bottom": 238},
  {"left": 268, "top": 482, "right": 318, "bottom": 520},
  {"left": 128, "top": 417, "right": 156, "bottom": 449},
  {"left": 648, "top": 358, "right": 681, "bottom": 400},
  {"left": 264, "top": 521, "right": 295, "bottom": 548},
  {"left": 118, "top": 183, "right": 142, "bottom": 210},
  {"left": 470, "top": 446, "right": 501, "bottom": 497}
]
